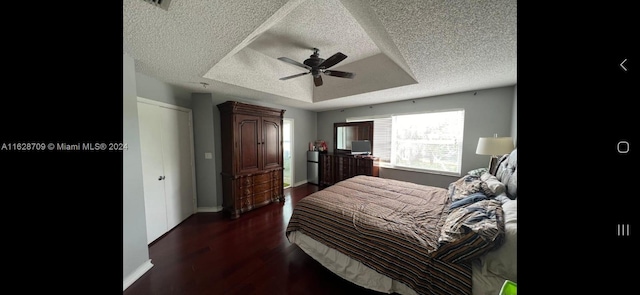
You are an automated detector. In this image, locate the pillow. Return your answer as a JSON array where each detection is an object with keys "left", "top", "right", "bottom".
[
  {"left": 468, "top": 167, "right": 488, "bottom": 177},
  {"left": 478, "top": 199, "right": 517, "bottom": 282},
  {"left": 493, "top": 192, "right": 511, "bottom": 204},
  {"left": 495, "top": 149, "right": 517, "bottom": 199},
  {"left": 480, "top": 172, "right": 506, "bottom": 196}
]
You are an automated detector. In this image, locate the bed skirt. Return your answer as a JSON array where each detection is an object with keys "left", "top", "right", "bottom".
[
  {"left": 288, "top": 230, "right": 504, "bottom": 295},
  {"left": 287, "top": 230, "right": 418, "bottom": 295}
]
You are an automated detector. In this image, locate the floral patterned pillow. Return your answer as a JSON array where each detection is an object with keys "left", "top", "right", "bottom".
[{"left": 467, "top": 167, "right": 488, "bottom": 177}]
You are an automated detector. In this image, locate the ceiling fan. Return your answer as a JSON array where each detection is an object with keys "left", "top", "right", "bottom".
[{"left": 277, "top": 48, "right": 355, "bottom": 87}]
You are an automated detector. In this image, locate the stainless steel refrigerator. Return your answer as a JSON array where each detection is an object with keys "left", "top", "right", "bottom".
[{"left": 307, "top": 151, "right": 319, "bottom": 185}]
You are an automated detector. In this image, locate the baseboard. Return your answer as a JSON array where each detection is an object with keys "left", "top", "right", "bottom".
[
  {"left": 293, "top": 180, "right": 308, "bottom": 187},
  {"left": 197, "top": 206, "right": 223, "bottom": 212},
  {"left": 123, "top": 259, "right": 153, "bottom": 291}
]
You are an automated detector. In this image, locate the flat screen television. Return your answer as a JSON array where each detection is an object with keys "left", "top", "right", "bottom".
[{"left": 351, "top": 140, "right": 371, "bottom": 155}]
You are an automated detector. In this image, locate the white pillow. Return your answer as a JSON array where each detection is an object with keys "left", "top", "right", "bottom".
[
  {"left": 493, "top": 192, "right": 511, "bottom": 204},
  {"left": 480, "top": 172, "right": 506, "bottom": 196},
  {"left": 479, "top": 199, "right": 517, "bottom": 282}
]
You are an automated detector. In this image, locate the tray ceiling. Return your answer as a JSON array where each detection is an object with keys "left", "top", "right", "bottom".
[{"left": 123, "top": 0, "right": 516, "bottom": 111}]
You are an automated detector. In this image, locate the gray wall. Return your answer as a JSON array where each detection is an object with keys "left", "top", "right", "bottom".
[
  {"left": 317, "top": 86, "right": 516, "bottom": 188},
  {"left": 191, "top": 93, "right": 218, "bottom": 209},
  {"left": 122, "top": 53, "right": 150, "bottom": 282},
  {"left": 135, "top": 72, "right": 192, "bottom": 108}
]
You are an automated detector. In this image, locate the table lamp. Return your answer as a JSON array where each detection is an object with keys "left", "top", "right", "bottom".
[{"left": 476, "top": 134, "right": 514, "bottom": 175}]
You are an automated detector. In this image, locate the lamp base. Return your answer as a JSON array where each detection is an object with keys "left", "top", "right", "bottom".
[{"left": 488, "top": 156, "right": 499, "bottom": 175}]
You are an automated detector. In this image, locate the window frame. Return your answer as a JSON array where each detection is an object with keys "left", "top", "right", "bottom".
[{"left": 348, "top": 108, "right": 465, "bottom": 176}]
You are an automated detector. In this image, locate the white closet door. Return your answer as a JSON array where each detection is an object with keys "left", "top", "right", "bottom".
[
  {"left": 137, "top": 102, "right": 168, "bottom": 244},
  {"left": 159, "top": 106, "right": 195, "bottom": 230}
]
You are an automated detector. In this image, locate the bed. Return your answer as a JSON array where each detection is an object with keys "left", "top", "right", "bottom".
[{"left": 286, "top": 148, "right": 517, "bottom": 295}]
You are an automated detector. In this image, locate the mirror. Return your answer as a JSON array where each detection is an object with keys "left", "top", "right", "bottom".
[{"left": 334, "top": 121, "right": 374, "bottom": 155}]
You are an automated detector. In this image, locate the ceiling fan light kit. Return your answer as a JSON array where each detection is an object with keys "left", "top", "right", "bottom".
[{"left": 278, "top": 48, "right": 355, "bottom": 87}]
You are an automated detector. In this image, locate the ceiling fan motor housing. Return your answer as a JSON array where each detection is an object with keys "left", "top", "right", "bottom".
[
  {"left": 305, "top": 57, "right": 322, "bottom": 77},
  {"left": 304, "top": 47, "right": 323, "bottom": 68},
  {"left": 304, "top": 57, "right": 323, "bottom": 68}
]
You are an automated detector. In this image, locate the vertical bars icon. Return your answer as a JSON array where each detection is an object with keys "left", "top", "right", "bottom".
[{"left": 617, "top": 224, "right": 630, "bottom": 236}]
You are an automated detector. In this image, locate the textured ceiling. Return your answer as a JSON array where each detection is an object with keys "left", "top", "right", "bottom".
[{"left": 123, "top": 0, "right": 517, "bottom": 111}]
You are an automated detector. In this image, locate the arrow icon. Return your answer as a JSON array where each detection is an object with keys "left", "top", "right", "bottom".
[{"left": 620, "top": 58, "right": 628, "bottom": 72}]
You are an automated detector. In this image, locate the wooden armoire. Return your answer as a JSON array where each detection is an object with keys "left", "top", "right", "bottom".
[{"left": 217, "top": 101, "right": 286, "bottom": 219}]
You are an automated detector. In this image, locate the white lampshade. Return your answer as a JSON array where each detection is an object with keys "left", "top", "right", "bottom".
[{"left": 476, "top": 137, "right": 514, "bottom": 156}]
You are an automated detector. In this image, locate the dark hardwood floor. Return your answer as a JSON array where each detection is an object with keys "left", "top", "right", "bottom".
[{"left": 124, "top": 184, "right": 385, "bottom": 295}]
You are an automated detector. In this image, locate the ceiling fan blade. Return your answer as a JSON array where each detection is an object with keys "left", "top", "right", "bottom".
[
  {"left": 277, "top": 57, "right": 311, "bottom": 70},
  {"left": 318, "top": 52, "right": 347, "bottom": 69},
  {"left": 280, "top": 72, "right": 310, "bottom": 80},
  {"left": 313, "top": 75, "right": 323, "bottom": 87},
  {"left": 324, "top": 70, "right": 355, "bottom": 79}
]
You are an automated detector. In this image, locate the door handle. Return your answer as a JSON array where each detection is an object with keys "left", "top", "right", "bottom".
[{"left": 158, "top": 176, "right": 165, "bottom": 180}]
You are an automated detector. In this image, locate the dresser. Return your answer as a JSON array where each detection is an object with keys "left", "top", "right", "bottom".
[
  {"left": 217, "top": 101, "right": 286, "bottom": 219},
  {"left": 319, "top": 153, "right": 379, "bottom": 187}
]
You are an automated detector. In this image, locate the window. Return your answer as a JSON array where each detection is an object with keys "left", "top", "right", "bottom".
[{"left": 349, "top": 109, "right": 465, "bottom": 175}]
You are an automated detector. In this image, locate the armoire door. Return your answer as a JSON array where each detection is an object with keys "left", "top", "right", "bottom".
[
  {"left": 262, "top": 116, "right": 282, "bottom": 170},
  {"left": 138, "top": 100, "right": 196, "bottom": 244},
  {"left": 235, "top": 114, "right": 261, "bottom": 174}
]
